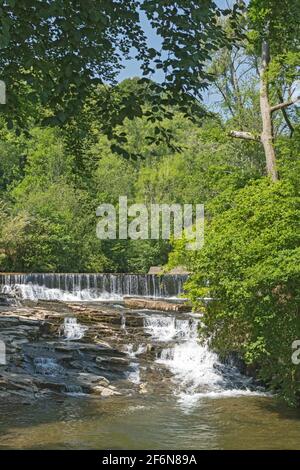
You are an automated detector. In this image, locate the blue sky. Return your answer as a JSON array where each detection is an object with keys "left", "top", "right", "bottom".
[
  {"left": 117, "top": 10, "right": 162, "bottom": 83},
  {"left": 117, "top": 0, "right": 234, "bottom": 82}
]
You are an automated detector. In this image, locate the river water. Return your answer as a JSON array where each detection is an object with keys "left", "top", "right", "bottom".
[
  {"left": 0, "top": 272, "right": 187, "bottom": 300},
  {"left": 1, "top": 275, "right": 300, "bottom": 449},
  {"left": 1, "top": 393, "right": 300, "bottom": 449}
]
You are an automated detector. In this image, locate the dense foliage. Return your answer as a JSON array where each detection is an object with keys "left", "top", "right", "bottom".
[
  {"left": 180, "top": 175, "right": 300, "bottom": 405},
  {"left": 166, "top": 0, "right": 300, "bottom": 405},
  {"left": 0, "top": 0, "right": 239, "bottom": 141},
  {"left": 0, "top": 0, "right": 299, "bottom": 405},
  {"left": 0, "top": 93, "right": 263, "bottom": 273}
]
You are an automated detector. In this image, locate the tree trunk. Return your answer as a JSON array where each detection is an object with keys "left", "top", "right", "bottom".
[{"left": 260, "top": 40, "right": 278, "bottom": 182}]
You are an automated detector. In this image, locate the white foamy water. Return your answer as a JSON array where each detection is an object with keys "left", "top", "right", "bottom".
[
  {"left": 143, "top": 313, "right": 266, "bottom": 408},
  {"left": 34, "top": 357, "right": 64, "bottom": 376},
  {"left": 0, "top": 273, "right": 187, "bottom": 301},
  {"left": 2, "top": 283, "right": 123, "bottom": 302},
  {"left": 144, "top": 315, "right": 191, "bottom": 342},
  {"left": 127, "top": 362, "right": 141, "bottom": 384},
  {"left": 124, "top": 344, "right": 147, "bottom": 384},
  {"left": 63, "top": 317, "right": 88, "bottom": 341},
  {"left": 121, "top": 312, "right": 127, "bottom": 331},
  {"left": 124, "top": 344, "right": 147, "bottom": 358}
]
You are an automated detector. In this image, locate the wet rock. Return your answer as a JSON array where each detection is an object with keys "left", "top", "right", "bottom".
[
  {"left": 0, "top": 371, "right": 39, "bottom": 393},
  {"left": 124, "top": 297, "right": 191, "bottom": 312},
  {"left": 77, "top": 372, "right": 110, "bottom": 385},
  {"left": 95, "top": 356, "right": 130, "bottom": 373},
  {"left": 139, "top": 383, "right": 148, "bottom": 394},
  {"left": 0, "top": 292, "right": 20, "bottom": 307},
  {"left": 0, "top": 300, "right": 186, "bottom": 402},
  {"left": 92, "top": 384, "right": 121, "bottom": 396}
]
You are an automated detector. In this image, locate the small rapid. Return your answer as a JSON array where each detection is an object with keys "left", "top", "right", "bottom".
[
  {"left": 34, "top": 357, "right": 64, "bottom": 376},
  {"left": 63, "top": 317, "right": 87, "bottom": 341},
  {"left": 0, "top": 295, "right": 294, "bottom": 450},
  {"left": 143, "top": 313, "right": 265, "bottom": 408},
  {"left": 1, "top": 271, "right": 266, "bottom": 410}
]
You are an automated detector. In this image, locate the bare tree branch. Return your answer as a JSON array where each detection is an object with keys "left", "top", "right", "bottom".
[
  {"left": 270, "top": 96, "right": 300, "bottom": 113},
  {"left": 277, "top": 91, "right": 294, "bottom": 137},
  {"left": 228, "top": 130, "right": 260, "bottom": 141},
  {"left": 214, "top": 82, "right": 235, "bottom": 116}
]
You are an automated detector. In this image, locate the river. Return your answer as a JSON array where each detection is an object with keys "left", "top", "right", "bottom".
[
  {"left": 1, "top": 391, "right": 300, "bottom": 449},
  {"left": 0, "top": 274, "right": 300, "bottom": 449}
]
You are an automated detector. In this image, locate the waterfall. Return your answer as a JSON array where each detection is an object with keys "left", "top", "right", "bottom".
[
  {"left": 63, "top": 317, "right": 87, "bottom": 341},
  {"left": 0, "top": 273, "right": 187, "bottom": 301},
  {"left": 34, "top": 357, "right": 64, "bottom": 376},
  {"left": 143, "top": 313, "right": 266, "bottom": 408}
]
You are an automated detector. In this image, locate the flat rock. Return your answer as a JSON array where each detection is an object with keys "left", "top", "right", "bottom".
[{"left": 124, "top": 297, "right": 191, "bottom": 312}]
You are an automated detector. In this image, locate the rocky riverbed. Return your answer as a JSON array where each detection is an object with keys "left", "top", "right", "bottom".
[
  {"left": 0, "top": 300, "right": 177, "bottom": 404},
  {"left": 0, "top": 289, "right": 299, "bottom": 450}
]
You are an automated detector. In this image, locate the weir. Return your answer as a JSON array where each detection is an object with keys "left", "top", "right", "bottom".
[{"left": 0, "top": 272, "right": 188, "bottom": 301}]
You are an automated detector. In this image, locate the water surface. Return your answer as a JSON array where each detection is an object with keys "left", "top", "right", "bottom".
[{"left": 1, "top": 394, "right": 300, "bottom": 449}]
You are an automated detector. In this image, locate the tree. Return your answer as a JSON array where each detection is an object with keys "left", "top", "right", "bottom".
[
  {"left": 0, "top": 1, "right": 243, "bottom": 139},
  {"left": 184, "top": 177, "right": 300, "bottom": 404},
  {"left": 229, "top": 0, "right": 300, "bottom": 181},
  {"left": 0, "top": 0, "right": 147, "bottom": 127}
]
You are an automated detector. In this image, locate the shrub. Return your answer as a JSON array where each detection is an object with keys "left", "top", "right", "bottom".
[{"left": 186, "top": 178, "right": 300, "bottom": 405}]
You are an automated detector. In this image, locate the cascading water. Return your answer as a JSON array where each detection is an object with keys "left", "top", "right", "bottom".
[
  {"left": 143, "top": 313, "right": 265, "bottom": 408},
  {"left": 124, "top": 344, "right": 147, "bottom": 358},
  {"left": 120, "top": 312, "right": 127, "bottom": 331},
  {"left": 1, "top": 271, "right": 266, "bottom": 409},
  {"left": 63, "top": 317, "right": 87, "bottom": 341},
  {"left": 123, "top": 344, "right": 147, "bottom": 385},
  {"left": 127, "top": 364, "right": 141, "bottom": 385},
  {"left": 34, "top": 357, "right": 64, "bottom": 376},
  {"left": 0, "top": 273, "right": 187, "bottom": 301}
]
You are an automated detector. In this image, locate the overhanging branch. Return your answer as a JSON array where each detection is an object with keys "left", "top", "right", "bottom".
[{"left": 271, "top": 96, "right": 300, "bottom": 113}]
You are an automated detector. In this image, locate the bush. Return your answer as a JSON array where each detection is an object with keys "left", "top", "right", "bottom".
[{"left": 186, "top": 178, "right": 300, "bottom": 405}]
